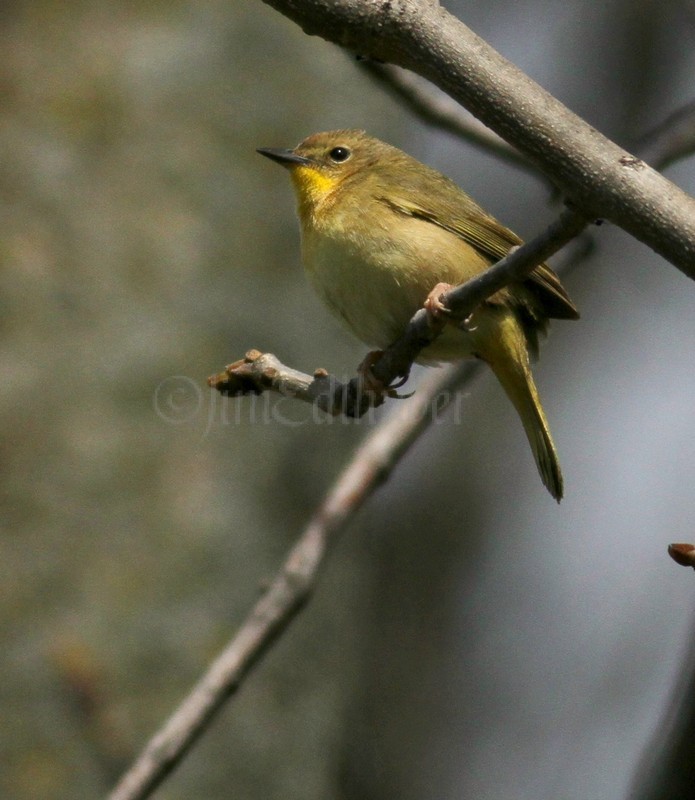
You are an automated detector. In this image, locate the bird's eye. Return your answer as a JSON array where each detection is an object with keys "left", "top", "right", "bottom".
[{"left": 328, "top": 146, "right": 351, "bottom": 163}]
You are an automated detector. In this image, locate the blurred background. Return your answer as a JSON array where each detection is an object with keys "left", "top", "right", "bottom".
[{"left": 2, "top": 1, "right": 695, "bottom": 798}]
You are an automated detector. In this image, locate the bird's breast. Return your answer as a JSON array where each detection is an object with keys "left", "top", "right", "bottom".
[
  {"left": 299, "top": 205, "right": 493, "bottom": 360},
  {"left": 300, "top": 220, "right": 426, "bottom": 349}
]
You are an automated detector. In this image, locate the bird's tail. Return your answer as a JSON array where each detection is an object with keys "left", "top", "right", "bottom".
[{"left": 475, "top": 311, "right": 564, "bottom": 502}]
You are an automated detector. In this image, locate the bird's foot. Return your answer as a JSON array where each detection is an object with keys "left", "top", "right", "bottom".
[
  {"left": 424, "top": 282, "right": 454, "bottom": 321},
  {"left": 357, "top": 350, "right": 411, "bottom": 401}
]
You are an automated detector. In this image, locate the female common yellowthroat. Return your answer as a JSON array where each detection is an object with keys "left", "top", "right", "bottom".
[{"left": 258, "top": 130, "right": 578, "bottom": 501}]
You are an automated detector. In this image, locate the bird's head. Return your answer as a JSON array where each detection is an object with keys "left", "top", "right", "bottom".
[{"left": 258, "top": 129, "right": 391, "bottom": 216}]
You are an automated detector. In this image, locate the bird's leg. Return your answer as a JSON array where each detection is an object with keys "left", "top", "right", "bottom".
[{"left": 424, "top": 282, "right": 454, "bottom": 319}]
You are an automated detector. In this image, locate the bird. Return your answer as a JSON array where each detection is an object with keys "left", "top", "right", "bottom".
[{"left": 258, "top": 130, "right": 579, "bottom": 501}]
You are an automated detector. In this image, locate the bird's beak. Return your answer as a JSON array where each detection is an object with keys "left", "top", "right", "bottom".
[{"left": 257, "top": 147, "right": 313, "bottom": 168}]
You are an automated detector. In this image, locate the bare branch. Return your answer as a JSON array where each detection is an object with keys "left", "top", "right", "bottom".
[
  {"left": 208, "top": 350, "right": 379, "bottom": 417},
  {"left": 106, "top": 361, "right": 479, "bottom": 800},
  {"left": 260, "top": 0, "right": 695, "bottom": 279},
  {"left": 358, "top": 61, "right": 532, "bottom": 173}
]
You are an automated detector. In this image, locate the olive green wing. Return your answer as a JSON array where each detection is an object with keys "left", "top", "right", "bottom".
[{"left": 379, "top": 192, "right": 579, "bottom": 321}]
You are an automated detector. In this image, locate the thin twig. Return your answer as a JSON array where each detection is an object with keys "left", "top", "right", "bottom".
[
  {"left": 106, "top": 361, "right": 480, "bottom": 800},
  {"left": 638, "top": 99, "right": 695, "bottom": 171},
  {"left": 359, "top": 61, "right": 532, "bottom": 173}
]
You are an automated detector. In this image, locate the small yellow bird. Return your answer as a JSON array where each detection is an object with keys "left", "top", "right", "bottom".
[{"left": 258, "top": 130, "right": 578, "bottom": 501}]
